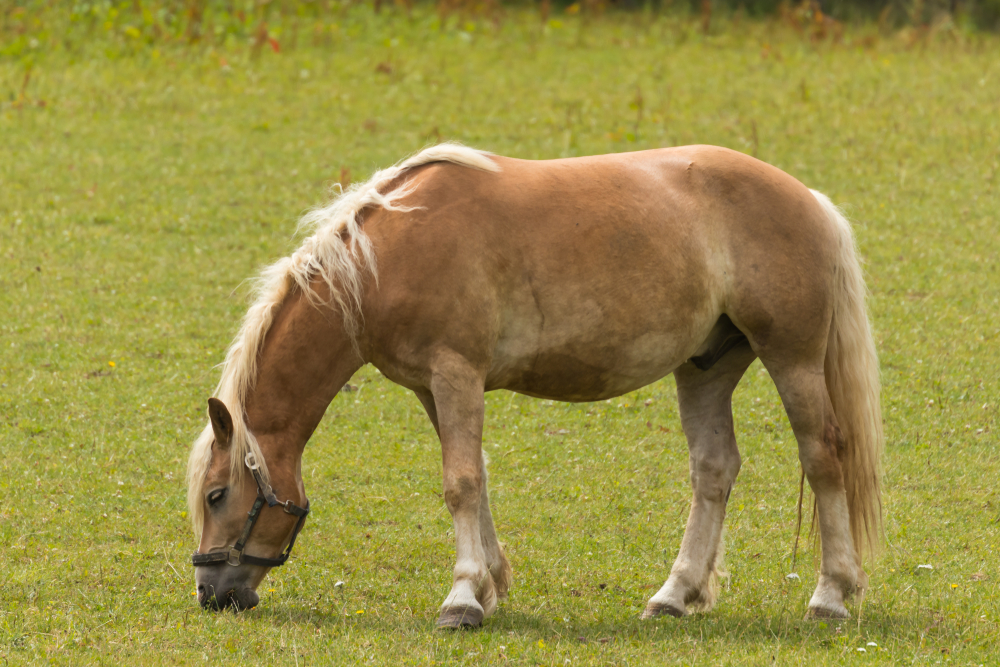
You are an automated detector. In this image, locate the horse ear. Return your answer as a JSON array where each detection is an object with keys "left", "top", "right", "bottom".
[{"left": 207, "top": 398, "right": 234, "bottom": 450}]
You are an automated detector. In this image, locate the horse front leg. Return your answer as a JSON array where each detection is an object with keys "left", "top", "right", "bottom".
[
  {"left": 421, "top": 361, "right": 500, "bottom": 629},
  {"left": 643, "top": 342, "right": 755, "bottom": 619},
  {"left": 416, "top": 389, "right": 512, "bottom": 617}
]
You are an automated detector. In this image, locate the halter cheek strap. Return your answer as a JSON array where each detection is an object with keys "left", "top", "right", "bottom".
[{"left": 191, "top": 452, "right": 310, "bottom": 568}]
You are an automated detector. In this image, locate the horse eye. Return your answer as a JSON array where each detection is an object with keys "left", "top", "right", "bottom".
[{"left": 207, "top": 489, "right": 226, "bottom": 506}]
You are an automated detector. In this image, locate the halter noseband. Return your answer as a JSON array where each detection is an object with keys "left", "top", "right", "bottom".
[{"left": 191, "top": 451, "right": 310, "bottom": 568}]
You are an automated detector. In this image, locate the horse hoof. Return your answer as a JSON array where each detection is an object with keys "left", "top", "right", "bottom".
[
  {"left": 640, "top": 602, "right": 686, "bottom": 619},
  {"left": 436, "top": 606, "right": 484, "bottom": 629},
  {"left": 805, "top": 604, "right": 850, "bottom": 620}
]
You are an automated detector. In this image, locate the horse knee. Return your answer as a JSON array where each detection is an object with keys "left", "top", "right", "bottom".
[
  {"left": 444, "top": 473, "right": 482, "bottom": 513},
  {"left": 689, "top": 450, "right": 741, "bottom": 501}
]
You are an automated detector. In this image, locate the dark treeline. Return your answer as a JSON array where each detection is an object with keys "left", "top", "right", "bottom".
[
  {"left": 712, "top": 0, "right": 996, "bottom": 27},
  {"left": 1, "top": 0, "right": 997, "bottom": 47}
]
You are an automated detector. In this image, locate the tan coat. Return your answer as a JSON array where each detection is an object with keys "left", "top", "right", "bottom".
[{"left": 189, "top": 145, "right": 882, "bottom": 625}]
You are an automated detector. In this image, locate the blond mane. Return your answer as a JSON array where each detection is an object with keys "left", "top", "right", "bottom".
[{"left": 186, "top": 144, "right": 500, "bottom": 536}]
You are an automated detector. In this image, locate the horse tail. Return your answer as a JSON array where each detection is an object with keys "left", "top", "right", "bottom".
[{"left": 811, "top": 190, "right": 883, "bottom": 560}]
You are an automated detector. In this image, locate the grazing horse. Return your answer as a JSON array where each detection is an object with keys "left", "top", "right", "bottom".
[{"left": 186, "top": 144, "right": 882, "bottom": 626}]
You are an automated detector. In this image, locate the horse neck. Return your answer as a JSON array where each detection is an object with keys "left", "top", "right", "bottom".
[{"left": 243, "top": 286, "right": 364, "bottom": 466}]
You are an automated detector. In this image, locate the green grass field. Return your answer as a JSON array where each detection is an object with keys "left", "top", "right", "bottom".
[{"left": 2, "top": 6, "right": 999, "bottom": 664}]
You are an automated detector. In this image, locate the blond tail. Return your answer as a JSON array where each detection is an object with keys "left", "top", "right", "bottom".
[{"left": 810, "top": 190, "right": 883, "bottom": 560}]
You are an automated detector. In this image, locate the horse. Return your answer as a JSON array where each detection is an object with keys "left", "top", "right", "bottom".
[{"left": 186, "top": 143, "right": 882, "bottom": 627}]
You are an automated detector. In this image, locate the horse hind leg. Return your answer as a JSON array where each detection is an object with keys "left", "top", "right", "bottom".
[
  {"left": 643, "top": 337, "right": 755, "bottom": 619},
  {"left": 765, "top": 361, "right": 863, "bottom": 619}
]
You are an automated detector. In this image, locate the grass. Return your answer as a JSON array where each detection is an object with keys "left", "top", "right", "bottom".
[{"left": 1, "top": 6, "right": 999, "bottom": 664}]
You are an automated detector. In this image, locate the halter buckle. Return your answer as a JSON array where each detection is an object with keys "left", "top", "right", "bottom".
[
  {"left": 227, "top": 547, "right": 243, "bottom": 567},
  {"left": 245, "top": 451, "right": 260, "bottom": 470}
]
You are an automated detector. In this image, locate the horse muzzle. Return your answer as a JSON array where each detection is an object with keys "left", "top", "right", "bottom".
[{"left": 197, "top": 580, "right": 260, "bottom": 611}]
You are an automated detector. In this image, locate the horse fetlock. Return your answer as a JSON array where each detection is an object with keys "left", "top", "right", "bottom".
[
  {"left": 489, "top": 543, "right": 513, "bottom": 600},
  {"left": 478, "top": 576, "right": 499, "bottom": 618},
  {"left": 641, "top": 577, "right": 691, "bottom": 620},
  {"left": 438, "top": 570, "right": 495, "bottom": 629},
  {"left": 450, "top": 562, "right": 498, "bottom": 616},
  {"left": 687, "top": 567, "right": 721, "bottom": 612},
  {"left": 853, "top": 567, "right": 869, "bottom": 594},
  {"left": 821, "top": 558, "right": 863, "bottom": 598},
  {"left": 806, "top": 575, "right": 852, "bottom": 620}
]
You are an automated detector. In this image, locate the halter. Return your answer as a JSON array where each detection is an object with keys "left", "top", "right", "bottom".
[{"left": 191, "top": 451, "right": 310, "bottom": 568}]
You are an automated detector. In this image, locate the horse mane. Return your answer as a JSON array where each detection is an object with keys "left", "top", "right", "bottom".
[{"left": 186, "top": 143, "right": 501, "bottom": 537}]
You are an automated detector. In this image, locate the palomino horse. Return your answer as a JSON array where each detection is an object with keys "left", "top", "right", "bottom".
[{"left": 187, "top": 144, "right": 882, "bottom": 626}]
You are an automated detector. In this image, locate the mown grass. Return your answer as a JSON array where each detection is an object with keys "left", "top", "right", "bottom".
[{"left": 1, "top": 6, "right": 998, "bottom": 665}]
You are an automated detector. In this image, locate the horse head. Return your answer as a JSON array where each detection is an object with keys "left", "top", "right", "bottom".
[{"left": 190, "top": 398, "right": 309, "bottom": 611}]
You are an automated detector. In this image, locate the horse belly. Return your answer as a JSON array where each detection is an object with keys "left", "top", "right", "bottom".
[{"left": 487, "top": 299, "right": 712, "bottom": 402}]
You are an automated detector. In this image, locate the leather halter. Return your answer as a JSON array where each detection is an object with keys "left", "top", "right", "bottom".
[{"left": 191, "top": 451, "right": 310, "bottom": 568}]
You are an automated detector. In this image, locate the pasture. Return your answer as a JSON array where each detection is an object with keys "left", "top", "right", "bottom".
[{"left": 1, "top": 6, "right": 999, "bottom": 664}]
